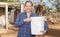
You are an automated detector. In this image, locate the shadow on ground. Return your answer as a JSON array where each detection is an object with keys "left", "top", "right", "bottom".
[{"left": 46, "top": 28, "right": 60, "bottom": 37}]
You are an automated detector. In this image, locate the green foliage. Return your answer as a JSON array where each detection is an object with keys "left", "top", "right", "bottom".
[
  {"left": 0, "top": 0, "right": 8, "bottom": 2},
  {"left": 0, "top": 0, "right": 20, "bottom": 2}
]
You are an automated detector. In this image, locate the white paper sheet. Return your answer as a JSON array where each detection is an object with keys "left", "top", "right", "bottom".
[{"left": 31, "top": 17, "right": 46, "bottom": 35}]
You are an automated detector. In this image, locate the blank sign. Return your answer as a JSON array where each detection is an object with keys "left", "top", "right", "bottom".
[{"left": 31, "top": 17, "right": 46, "bottom": 35}]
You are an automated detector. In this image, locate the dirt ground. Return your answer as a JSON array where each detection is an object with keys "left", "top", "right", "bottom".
[
  {"left": 46, "top": 22, "right": 60, "bottom": 37},
  {"left": 0, "top": 22, "right": 60, "bottom": 37}
]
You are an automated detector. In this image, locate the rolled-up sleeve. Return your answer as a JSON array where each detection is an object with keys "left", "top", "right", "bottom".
[
  {"left": 15, "top": 13, "right": 25, "bottom": 27},
  {"left": 44, "top": 22, "right": 48, "bottom": 31}
]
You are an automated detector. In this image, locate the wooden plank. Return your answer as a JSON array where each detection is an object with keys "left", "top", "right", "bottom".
[{"left": 0, "top": 3, "right": 8, "bottom": 33}]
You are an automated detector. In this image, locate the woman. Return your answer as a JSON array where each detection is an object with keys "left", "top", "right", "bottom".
[{"left": 15, "top": 1, "right": 48, "bottom": 37}]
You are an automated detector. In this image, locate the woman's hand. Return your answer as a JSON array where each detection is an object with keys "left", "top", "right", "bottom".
[
  {"left": 24, "top": 17, "right": 31, "bottom": 22},
  {"left": 40, "top": 30, "right": 47, "bottom": 35}
]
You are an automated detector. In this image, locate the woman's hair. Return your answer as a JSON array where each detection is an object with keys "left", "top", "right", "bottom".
[{"left": 25, "top": 1, "right": 33, "bottom": 6}]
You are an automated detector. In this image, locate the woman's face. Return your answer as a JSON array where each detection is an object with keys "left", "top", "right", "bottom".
[{"left": 25, "top": 2, "right": 32, "bottom": 12}]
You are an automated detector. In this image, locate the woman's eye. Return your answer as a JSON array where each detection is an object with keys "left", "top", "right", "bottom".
[
  {"left": 26, "top": 6, "right": 32, "bottom": 7},
  {"left": 29, "top": 6, "right": 32, "bottom": 7}
]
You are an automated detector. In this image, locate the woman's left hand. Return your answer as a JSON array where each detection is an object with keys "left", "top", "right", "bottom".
[{"left": 40, "top": 30, "right": 46, "bottom": 35}]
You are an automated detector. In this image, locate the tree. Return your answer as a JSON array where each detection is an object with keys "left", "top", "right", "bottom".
[
  {"left": 0, "top": 0, "right": 20, "bottom": 2},
  {"left": 0, "top": 0, "right": 8, "bottom": 2},
  {"left": 48, "top": 0, "right": 60, "bottom": 12}
]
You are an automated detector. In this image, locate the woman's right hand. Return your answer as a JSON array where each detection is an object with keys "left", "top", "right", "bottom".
[{"left": 24, "top": 17, "right": 31, "bottom": 22}]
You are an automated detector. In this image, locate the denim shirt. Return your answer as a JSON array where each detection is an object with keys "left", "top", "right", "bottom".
[{"left": 15, "top": 11, "right": 48, "bottom": 37}]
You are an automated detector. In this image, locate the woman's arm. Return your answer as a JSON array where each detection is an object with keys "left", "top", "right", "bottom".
[
  {"left": 15, "top": 13, "right": 25, "bottom": 27},
  {"left": 40, "top": 22, "right": 48, "bottom": 35},
  {"left": 44, "top": 22, "right": 48, "bottom": 31}
]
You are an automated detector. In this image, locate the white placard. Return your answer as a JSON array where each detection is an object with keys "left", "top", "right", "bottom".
[{"left": 31, "top": 17, "right": 46, "bottom": 35}]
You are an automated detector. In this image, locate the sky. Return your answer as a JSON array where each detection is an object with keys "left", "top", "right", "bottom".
[
  {"left": 43, "top": 0, "right": 52, "bottom": 8},
  {"left": 21, "top": 0, "right": 40, "bottom": 2},
  {"left": 20, "top": 0, "right": 52, "bottom": 8}
]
